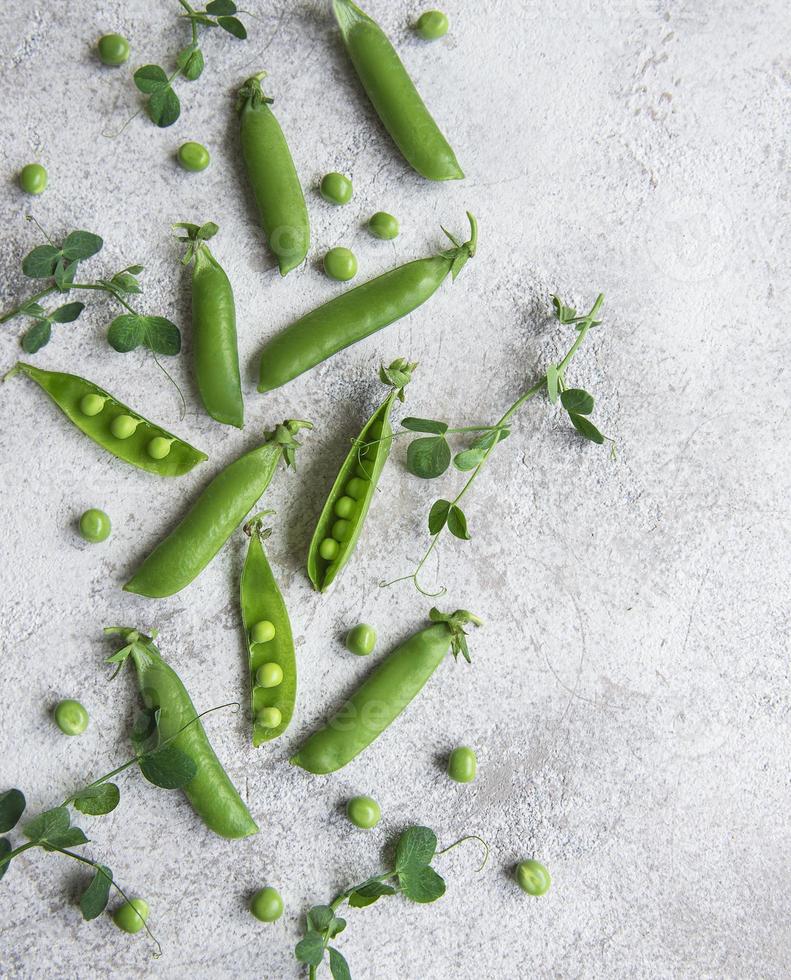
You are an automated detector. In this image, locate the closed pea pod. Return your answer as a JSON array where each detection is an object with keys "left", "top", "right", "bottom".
[
  {"left": 175, "top": 222, "right": 243, "bottom": 428},
  {"left": 240, "top": 513, "right": 296, "bottom": 746},
  {"left": 3, "top": 362, "right": 207, "bottom": 476},
  {"left": 258, "top": 214, "right": 476, "bottom": 393},
  {"left": 307, "top": 359, "right": 415, "bottom": 591},
  {"left": 124, "top": 420, "right": 311, "bottom": 598},
  {"left": 333, "top": 0, "right": 463, "bottom": 181},
  {"left": 105, "top": 627, "right": 258, "bottom": 839},
  {"left": 291, "top": 608, "right": 481, "bottom": 774},
  {"left": 238, "top": 72, "right": 310, "bottom": 276}
]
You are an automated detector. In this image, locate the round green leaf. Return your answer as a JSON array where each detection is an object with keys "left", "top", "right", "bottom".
[
  {"left": 428, "top": 499, "right": 451, "bottom": 535},
  {"left": 407, "top": 436, "right": 451, "bottom": 479},
  {"left": 134, "top": 64, "right": 169, "bottom": 94},
  {"left": 447, "top": 505, "right": 470, "bottom": 540},
  {"left": 217, "top": 15, "right": 247, "bottom": 38},
  {"left": 568, "top": 412, "right": 604, "bottom": 444},
  {"left": 147, "top": 86, "right": 181, "bottom": 127},
  {"left": 560, "top": 388, "right": 594, "bottom": 415},
  {"left": 0, "top": 789, "right": 25, "bottom": 833},
  {"left": 61, "top": 231, "right": 103, "bottom": 261},
  {"left": 21, "top": 245, "right": 60, "bottom": 279}
]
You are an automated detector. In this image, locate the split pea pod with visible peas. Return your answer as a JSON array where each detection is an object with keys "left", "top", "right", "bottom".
[
  {"left": 291, "top": 608, "right": 482, "bottom": 774},
  {"left": 105, "top": 627, "right": 258, "bottom": 839},
  {"left": 175, "top": 222, "right": 243, "bottom": 429},
  {"left": 3, "top": 362, "right": 207, "bottom": 476},
  {"left": 258, "top": 214, "right": 477, "bottom": 393},
  {"left": 332, "top": 0, "right": 463, "bottom": 181},
  {"left": 238, "top": 72, "right": 310, "bottom": 276},
  {"left": 240, "top": 513, "right": 296, "bottom": 746},
  {"left": 124, "top": 420, "right": 312, "bottom": 598},
  {"left": 307, "top": 359, "right": 416, "bottom": 592}
]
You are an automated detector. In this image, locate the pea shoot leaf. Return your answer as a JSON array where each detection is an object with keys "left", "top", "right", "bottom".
[
  {"left": 79, "top": 864, "right": 113, "bottom": 920},
  {"left": 133, "top": 64, "right": 169, "bottom": 94},
  {"left": 329, "top": 947, "right": 352, "bottom": 980},
  {"left": 560, "top": 388, "right": 594, "bottom": 415},
  {"left": 546, "top": 363, "right": 559, "bottom": 404},
  {"left": 54, "top": 257, "right": 77, "bottom": 292},
  {"left": 568, "top": 412, "right": 604, "bottom": 444},
  {"left": 295, "top": 931, "right": 325, "bottom": 966},
  {"left": 107, "top": 314, "right": 181, "bottom": 356},
  {"left": 347, "top": 880, "right": 396, "bottom": 908},
  {"left": 207, "top": 0, "right": 237, "bottom": 13},
  {"left": 307, "top": 906, "right": 334, "bottom": 932},
  {"left": 109, "top": 271, "right": 142, "bottom": 295},
  {"left": 453, "top": 446, "right": 487, "bottom": 471},
  {"left": 50, "top": 302, "right": 85, "bottom": 323},
  {"left": 21, "top": 320, "right": 51, "bottom": 353},
  {"left": 428, "top": 499, "right": 451, "bottom": 535},
  {"left": 177, "top": 44, "right": 205, "bottom": 81},
  {"left": 61, "top": 231, "right": 103, "bottom": 261},
  {"left": 139, "top": 745, "right": 197, "bottom": 789},
  {"left": 131, "top": 707, "right": 160, "bottom": 755},
  {"left": 398, "top": 864, "right": 446, "bottom": 904},
  {"left": 218, "top": 15, "right": 247, "bottom": 38},
  {"left": 447, "top": 505, "right": 470, "bottom": 540},
  {"left": 23, "top": 807, "right": 70, "bottom": 844},
  {"left": 147, "top": 85, "right": 181, "bottom": 127},
  {"left": 0, "top": 789, "right": 25, "bottom": 832},
  {"left": 72, "top": 783, "right": 121, "bottom": 817},
  {"left": 407, "top": 436, "right": 451, "bottom": 479},
  {"left": 401, "top": 417, "right": 448, "bottom": 434},
  {"left": 0, "top": 837, "right": 11, "bottom": 882},
  {"left": 22, "top": 245, "right": 60, "bottom": 278},
  {"left": 395, "top": 826, "right": 437, "bottom": 872},
  {"left": 552, "top": 295, "right": 577, "bottom": 323}
]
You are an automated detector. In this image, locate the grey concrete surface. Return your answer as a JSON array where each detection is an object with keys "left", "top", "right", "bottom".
[{"left": 0, "top": 1, "right": 789, "bottom": 977}]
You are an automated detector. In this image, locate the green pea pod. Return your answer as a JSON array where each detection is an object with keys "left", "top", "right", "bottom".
[
  {"left": 124, "top": 420, "right": 312, "bottom": 598},
  {"left": 241, "top": 514, "right": 296, "bottom": 746},
  {"left": 333, "top": 0, "right": 463, "bottom": 181},
  {"left": 175, "top": 222, "right": 243, "bottom": 429},
  {"left": 3, "top": 361, "right": 207, "bottom": 477},
  {"left": 238, "top": 72, "right": 310, "bottom": 277},
  {"left": 291, "top": 608, "right": 482, "bottom": 774},
  {"left": 307, "top": 359, "right": 416, "bottom": 592},
  {"left": 105, "top": 628, "right": 258, "bottom": 839},
  {"left": 258, "top": 214, "right": 476, "bottom": 393}
]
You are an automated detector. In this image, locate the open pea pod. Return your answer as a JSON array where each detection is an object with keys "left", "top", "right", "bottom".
[
  {"left": 240, "top": 514, "right": 296, "bottom": 746},
  {"left": 307, "top": 359, "right": 415, "bottom": 592},
  {"left": 4, "top": 361, "right": 207, "bottom": 477}
]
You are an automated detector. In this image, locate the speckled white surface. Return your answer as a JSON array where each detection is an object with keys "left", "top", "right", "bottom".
[{"left": 1, "top": 1, "right": 789, "bottom": 977}]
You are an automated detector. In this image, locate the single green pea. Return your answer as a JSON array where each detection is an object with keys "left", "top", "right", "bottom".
[
  {"left": 319, "top": 538, "right": 340, "bottom": 561},
  {"left": 177, "top": 141, "right": 211, "bottom": 173},
  {"left": 323, "top": 247, "right": 358, "bottom": 282},
  {"left": 146, "top": 436, "right": 172, "bottom": 460},
  {"left": 97, "top": 33, "right": 130, "bottom": 66},
  {"left": 345, "top": 623, "right": 376, "bottom": 656},
  {"left": 257, "top": 706, "right": 282, "bottom": 729},
  {"left": 256, "top": 662, "right": 284, "bottom": 688},
  {"left": 368, "top": 211, "right": 400, "bottom": 240},
  {"left": 18, "top": 163, "right": 47, "bottom": 195},
  {"left": 53, "top": 699, "right": 89, "bottom": 736},
  {"left": 515, "top": 860, "right": 551, "bottom": 896},
  {"left": 110, "top": 414, "right": 140, "bottom": 439},
  {"left": 345, "top": 477, "right": 368, "bottom": 500},
  {"left": 320, "top": 172, "right": 353, "bottom": 205},
  {"left": 113, "top": 897, "right": 149, "bottom": 934},
  {"left": 79, "top": 508, "right": 111, "bottom": 543},
  {"left": 250, "top": 886, "right": 283, "bottom": 922},
  {"left": 250, "top": 620, "right": 276, "bottom": 644},
  {"left": 346, "top": 795, "right": 381, "bottom": 829},
  {"left": 332, "top": 519, "right": 351, "bottom": 542},
  {"left": 415, "top": 10, "right": 450, "bottom": 40},
  {"left": 447, "top": 746, "right": 477, "bottom": 783},
  {"left": 334, "top": 496, "right": 356, "bottom": 519},
  {"left": 79, "top": 393, "right": 106, "bottom": 417}
]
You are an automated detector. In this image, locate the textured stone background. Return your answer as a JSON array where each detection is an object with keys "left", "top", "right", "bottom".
[{"left": 1, "top": 1, "right": 789, "bottom": 978}]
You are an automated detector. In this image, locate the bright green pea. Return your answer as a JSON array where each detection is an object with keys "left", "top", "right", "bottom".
[
  {"left": 146, "top": 437, "right": 172, "bottom": 460},
  {"left": 346, "top": 795, "right": 381, "bottom": 829},
  {"left": 319, "top": 538, "right": 340, "bottom": 561},
  {"left": 113, "top": 898, "right": 149, "bottom": 934},
  {"left": 447, "top": 746, "right": 477, "bottom": 783},
  {"left": 53, "top": 699, "right": 89, "bottom": 736},
  {"left": 415, "top": 10, "right": 449, "bottom": 39},
  {"left": 334, "top": 496, "right": 356, "bottom": 519},
  {"left": 177, "top": 141, "right": 211, "bottom": 173},
  {"left": 257, "top": 706, "right": 282, "bottom": 729},
  {"left": 323, "top": 247, "right": 358, "bottom": 282},
  {"left": 18, "top": 164, "right": 47, "bottom": 195},
  {"left": 250, "top": 620, "right": 276, "bottom": 644},
  {"left": 332, "top": 519, "right": 351, "bottom": 542},
  {"left": 256, "top": 662, "right": 284, "bottom": 688},
  {"left": 110, "top": 415, "right": 139, "bottom": 439},
  {"left": 320, "top": 172, "right": 353, "bottom": 205},
  {"left": 345, "top": 623, "right": 376, "bottom": 656},
  {"left": 250, "top": 886, "right": 283, "bottom": 922},
  {"left": 79, "top": 508, "right": 111, "bottom": 543},
  {"left": 515, "top": 860, "right": 551, "bottom": 896},
  {"left": 97, "top": 33, "right": 130, "bottom": 66},
  {"left": 345, "top": 477, "right": 368, "bottom": 500},
  {"left": 368, "top": 211, "right": 399, "bottom": 240},
  {"left": 79, "top": 393, "right": 106, "bottom": 416}
]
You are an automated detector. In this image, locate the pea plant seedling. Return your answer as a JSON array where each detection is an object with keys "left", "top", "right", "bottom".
[
  {"left": 294, "top": 826, "right": 487, "bottom": 979},
  {"left": 383, "top": 292, "right": 611, "bottom": 595}
]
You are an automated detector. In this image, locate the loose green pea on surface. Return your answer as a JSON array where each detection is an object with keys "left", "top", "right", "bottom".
[
  {"left": 250, "top": 886, "right": 283, "bottom": 922},
  {"left": 53, "top": 699, "right": 89, "bottom": 736},
  {"left": 447, "top": 746, "right": 477, "bottom": 783},
  {"left": 97, "top": 33, "right": 130, "bottom": 65},
  {"left": 515, "top": 860, "right": 551, "bottom": 896},
  {"left": 113, "top": 898, "right": 149, "bottom": 934},
  {"left": 320, "top": 171, "right": 353, "bottom": 204},
  {"left": 177, "top": 141, "right": 210, "bottom": 172},
  {"left": 346, "top": 795, "right": 381, "bottom": 829},
  {"left": 368, "top": 211, "right": 399, "bottom": 240},
  {"left": 324, "top": 246, "right": 358, "bottom": 282},
  {"left": 345, "top": 623, "right": 377, "bottom": 656},
  {"left": 18, "top": 164, "right": 47, "bottom": 195},
  {"left": 415, "top": 10, "right": 450, "bottom": 40},
  {"left": 79, "top": 508, "right": 111, "bottom": 543}
]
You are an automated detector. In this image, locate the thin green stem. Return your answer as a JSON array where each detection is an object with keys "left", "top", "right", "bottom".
[
  {"left": 0, "top": 287, "right": 57, "bottom": 324},
  {"left": 0, "top": 840, "right": 37, "bottom": 868}
]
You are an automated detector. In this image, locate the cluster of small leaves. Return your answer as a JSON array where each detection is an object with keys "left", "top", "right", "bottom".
[
  {"left": 173, "top": 220, "right": 219, "bottom": 265},
  {"left": 379, "top": 357, "right": 417, "bottom": 402},
  {"left": 263, "top": 419, "right": 314, "bottom": 470},
  {"left": 133, "top": 0, "right": 249, "bottom": 128}
]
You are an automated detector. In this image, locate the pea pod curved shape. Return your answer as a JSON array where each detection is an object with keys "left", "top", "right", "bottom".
[
  {"left": 238, "top": 73, "right": 310, "bottom": 277},
  {"left": 291, "top": 609, "right": 481, "bottom": 774},
  {"left": 258, "top": 214, "right": 477, "bottom": 392},
  {"left": 4, "top": 362, "right": 207, "bottom": 476},
  {"left": 333, "top": 0, "right": 463, "bottom": 181},
  {"left": 124, "top": 420, "right": 311, "bottom": 598}
]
